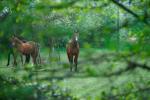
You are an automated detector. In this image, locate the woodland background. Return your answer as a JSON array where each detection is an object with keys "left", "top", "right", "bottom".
[{"left": 0, "top": 0, "right": 150, "bottom": 100}]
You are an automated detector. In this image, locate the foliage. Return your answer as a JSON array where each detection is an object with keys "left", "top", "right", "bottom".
[{"left": 0, "top": 0, "right": 150, "bottom": 99}]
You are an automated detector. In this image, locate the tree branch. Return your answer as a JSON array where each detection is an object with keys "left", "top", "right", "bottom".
[
  {"left": 106, "top": 56, "right": 150, "bottom": 77},
  {"left": 111, "top": 0, "right": 149, "bottom": 24},
  {"left": 127, "top": 60, "right": 150, "bottom": 71},
  {"left": 111, "top": 0, "right": 139, "bottom": 18}
]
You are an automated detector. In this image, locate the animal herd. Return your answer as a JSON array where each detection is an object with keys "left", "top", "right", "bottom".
[{"left": 7, "top": 32, "right": 79, "bottom": 72}]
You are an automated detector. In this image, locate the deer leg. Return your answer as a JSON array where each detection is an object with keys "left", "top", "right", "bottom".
[
  {"left": 25, "top": 54, "right": 30, "bottom": 64},
  {"left": 67, "top": 53, "right": 73, "bottom": 71},
  {"left": 74, "top": 54, "right": 78, "bottom": 72},
  {"left": 33, "top": 47, "right": 39, "bottom": 65},
  {"left": 31, "top": 53, "right": 37, "bottom": 66},
  {"left": 7, "top": 52, "right": 11, "bottom": 66},
  {"left": 13, "top": 52, "right": 17, "bottom": 66},
  {"left": 31, "top": 56, "right": 35, "bottom": 66},
  {"left": 37, "top": 53, "right": 41, "bottom": 65},
  {"left": 35, "top": 49, "right": 40, "bottom": 65},
  {"left": 32, "top": 56, "right": 36, "bottom": 65},
  {"left": 69, "top": 56, "right": 73, "bottom": 71},
  {"left": 70, "top": 57, "right": 73, "bottom": 71},
  {"left": 20, "top": 55, "right": 23, "bottom": 65}
]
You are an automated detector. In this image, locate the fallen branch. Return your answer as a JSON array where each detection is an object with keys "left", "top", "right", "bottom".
[
  {"left": 106, "top": 59, "right": 150, "bottom": 77},
  {"left": 127, "top": 60, "right": 150, "bottom": 71}
]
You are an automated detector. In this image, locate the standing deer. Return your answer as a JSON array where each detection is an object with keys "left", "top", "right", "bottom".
[
  {"left": 66, "top": 32, "right": 79, "bottom": 71},
  {"left": 10, "top": 36, "right": 41, "bottom": 65},
  {"left": 7, "top": 36, "right": 30, "bottom": 66}
]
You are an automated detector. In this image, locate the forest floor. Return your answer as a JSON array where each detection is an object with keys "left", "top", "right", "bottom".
[{"left": 0, "top": 48, "right": 150, "bottom": 99}]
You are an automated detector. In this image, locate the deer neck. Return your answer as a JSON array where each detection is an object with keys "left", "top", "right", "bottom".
[
  {"left": 14, "top": 38, "right": 23, "bottom": 49},
  {"left": 71, "top": 39, "right": 78, "bottom": 48}
]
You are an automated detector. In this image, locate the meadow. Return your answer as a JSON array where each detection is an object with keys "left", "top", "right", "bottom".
[
  {"left": 0, "top": 48, "right": 149, "bottom": 100},
  {"left": 0, "top": 0, "right": 150, "bottom": 99}
]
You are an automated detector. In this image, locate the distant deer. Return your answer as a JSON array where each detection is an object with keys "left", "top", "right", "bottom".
[
  {"left": 66, "top": 32, "right": 79, "bottom": 71},
  {"left": 10, "top": 36, "right": 41, "bottom": 65},
  {"left": 7, "top": 36, "right": 30, "bottom": 66}
]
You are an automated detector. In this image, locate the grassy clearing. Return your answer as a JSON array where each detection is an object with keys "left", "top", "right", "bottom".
[{"left": 0, "top": 49, "right": 150, "bottom": 99}]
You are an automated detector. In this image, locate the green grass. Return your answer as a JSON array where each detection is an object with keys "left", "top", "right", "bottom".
[{"left": 0, "top": 48, "right": 150, "bottom": 99}]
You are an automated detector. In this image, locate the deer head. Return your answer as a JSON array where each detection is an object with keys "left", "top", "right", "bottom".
[{"left": 72, "top": 32, "right": 79, "bottom": 42}]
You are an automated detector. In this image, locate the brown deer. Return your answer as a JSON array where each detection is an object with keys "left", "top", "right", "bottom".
[
  {"left": 10, "top": 36, "right": 41, "bottom": 65},
  {"left": 66, "top": 32, "right": 79, "bottom": 71}
]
